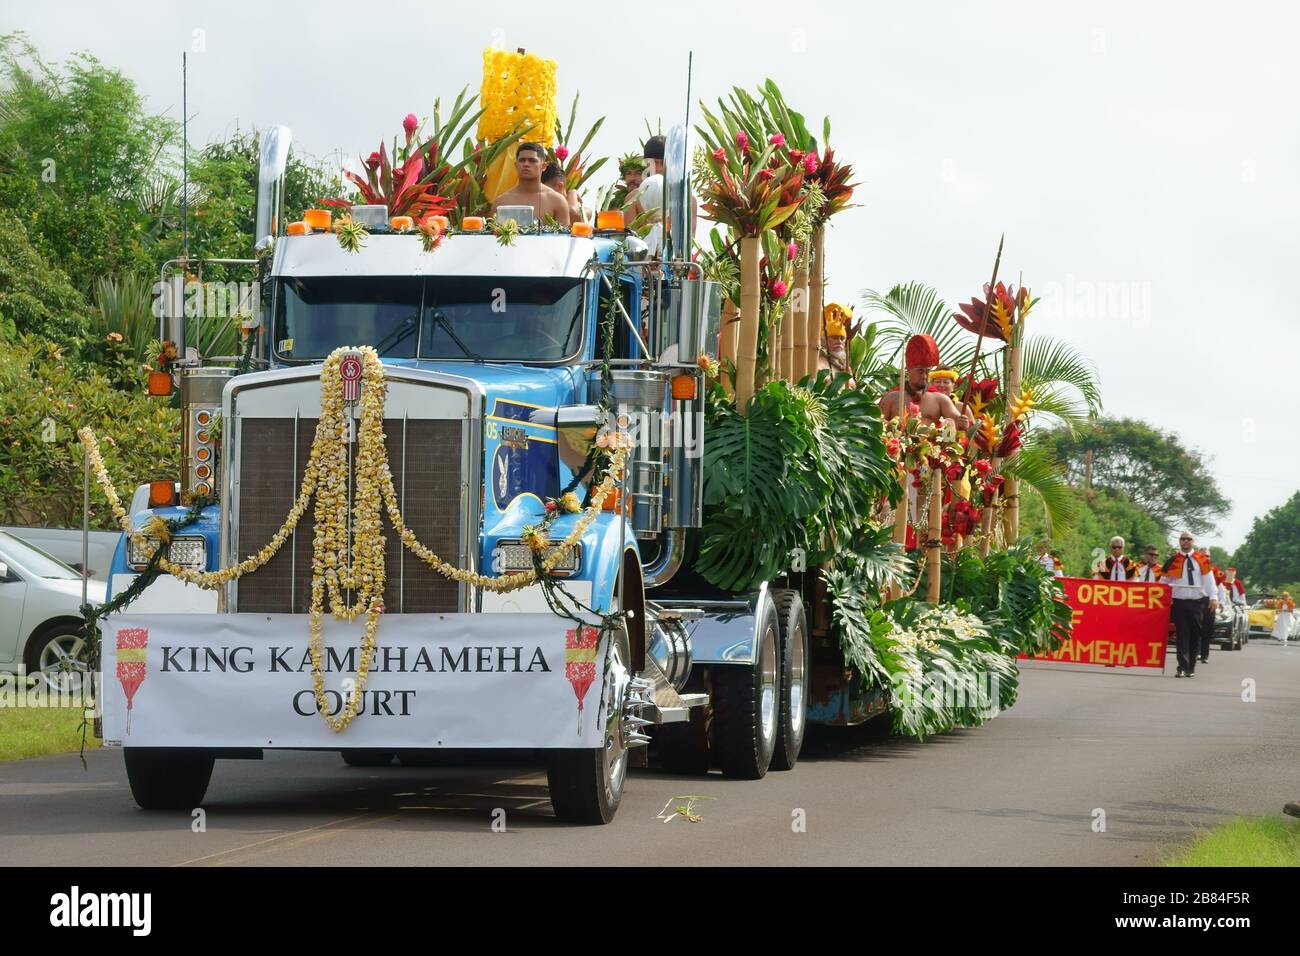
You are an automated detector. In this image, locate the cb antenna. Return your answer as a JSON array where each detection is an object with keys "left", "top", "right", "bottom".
[{"left": 182, "top": 51, "right": 189, "bottom": 262}]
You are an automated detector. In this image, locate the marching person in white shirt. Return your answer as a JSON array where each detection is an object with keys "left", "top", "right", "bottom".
[
  {"left": 1133, "top": 545, "right": 1162, "bottom": 582},
  {"left": 1160, "top": 531, "right": 1219, "bottom": 678},
  {"left": 1095, "top": 535, "right": 1136, "bottom": 580}
]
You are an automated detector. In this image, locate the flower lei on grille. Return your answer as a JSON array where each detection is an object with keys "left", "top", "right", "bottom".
[{"left": 77, "top": 347, "right": 630, "bottom": 732}]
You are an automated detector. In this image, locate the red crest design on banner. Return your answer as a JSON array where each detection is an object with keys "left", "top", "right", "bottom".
[{"left": 116, "top": 627, "right": 149, "bottom": 734}]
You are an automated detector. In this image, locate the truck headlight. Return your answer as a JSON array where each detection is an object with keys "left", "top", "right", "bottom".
[
  {"left": 128, "top": 535, "right": 207, "bottom": 572},
  {"left": 495, "top": 540, "right": 581, "bottom": 576}
]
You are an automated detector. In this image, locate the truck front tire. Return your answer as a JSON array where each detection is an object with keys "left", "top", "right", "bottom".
[
  {"left": 770, "top": 589, "right": 808, "bottom": 771},
  {"left": 124, "top": 748, "right": 214, "bottom": 810},
  {"left": 546, "top": 625, "right": 632, "bottom": 824},
  {"left": 712, "top": 596, "right": 780, "bottom": 779}
]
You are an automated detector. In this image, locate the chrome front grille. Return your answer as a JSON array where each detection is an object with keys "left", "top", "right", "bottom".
[{"left": 233, "top": 417, "right": 465, "bottom": 613}]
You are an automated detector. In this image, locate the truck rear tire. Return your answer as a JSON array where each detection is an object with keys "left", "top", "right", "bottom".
[
  {"left": 770, "top": 589, "right": 808, "bottom": 771},
  {"left": 712, "top": 595, "right": 780, "bottom": 780},
  {"left": 547, "top": 624, "right": 632, "bottom": 825},
  {"left": 124, "top": 748, "right": 214, "bottom": 810}
]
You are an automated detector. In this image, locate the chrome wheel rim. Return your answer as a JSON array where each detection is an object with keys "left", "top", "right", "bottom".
[
  {"left": 759, "top": 622, "right": 778, "bottom": 746},
  {"left": 38, "top": 634, "right": 88, "bottom": 692},
  {"left": 601, "top": 628, "right": 630, "bottom": 806},
  {"left": 789, "top": 623, "right": 806, "bottom": 741}
]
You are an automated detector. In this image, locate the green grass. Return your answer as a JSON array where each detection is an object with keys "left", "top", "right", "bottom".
[
  {"left": 1165, "top": 817, "right": 1300, "bottom": 867},
  {"left": 0, "top": 702, "right": 100, "bottom": 761}
]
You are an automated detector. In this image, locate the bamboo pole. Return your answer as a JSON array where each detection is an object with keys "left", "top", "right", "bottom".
[
  {"left": 791, "top": 265, "right": 809, "bottom": 381},
  {"left": 736, "top": 236, "right": 761, "bottom": 411},
  {"left": 926, "top": 470, "right": 943, "bottom": 602},
  {"left": 808, "top": 226, "right": 826, "bottom": 380},
  {"left": 890, "top": 362, "right": 910, "bottom": 551},
  {"left": 779, "top": 300, "right": 795, "bottom": 382},
  {"left": 718, "top": 298, "right": 738, "bottom": 399},
  {"left": 978, "top": 490, "right": 997, "bottom": 559},
  {"left": 1001, "top": 319, "right": 1024, "bottom": 545}
]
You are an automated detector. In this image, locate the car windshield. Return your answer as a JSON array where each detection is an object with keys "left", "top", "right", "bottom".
[
  {"left": 0, "top": 531, "right": 80, "bottom": 579},
  {"left": 274, "top": 276, "right": 584, "bottom": 363}
]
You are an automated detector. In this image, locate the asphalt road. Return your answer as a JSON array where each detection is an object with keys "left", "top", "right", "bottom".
[{"left": 2, "top": 641, "right": 1297, "bottom": 866}]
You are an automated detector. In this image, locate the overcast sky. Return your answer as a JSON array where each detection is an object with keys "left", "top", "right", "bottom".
[{"left": 8, "top": 1, "right": 1298, "bottom": 551}]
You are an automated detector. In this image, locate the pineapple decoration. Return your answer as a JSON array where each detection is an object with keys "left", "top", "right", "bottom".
[{"left": 478, "top": 48, "right": 558, "bottom": 204}]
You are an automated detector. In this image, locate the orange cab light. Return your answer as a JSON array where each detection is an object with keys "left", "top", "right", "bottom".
[
  {"left": 461, "top": 216, "right": 485, "bottom": 232},
  {"left": 670, "top": 374, "right": 697, "bottom": 401},
  {"left": 194, "top": 482, "right": 211, "bottom": 496},
  {"left": 595, "top": 210, "right": 625, "bottom": 231},
  {"left": 430, "top": 215, "right": 450, "bottom": 231},
  {"left": 196, "top": 446, "right": 211, "bottom": 463},
  {"left": 390, "top": 215, "right": 414, "bottom": 232},
  {"left": 148, "top": 481, "right": 176, "bottom": 508},
  {"left": 195, "top": 411, "right": 211, "bottom": 426},
  {"left": 286, "top": 221, "right": 309, "bottom": 236},
  {"left": 304, "top": 209, "right": 332, "bottom": 232},
  {"left": 146, "top": 371, "right": 173, "bottom": 396},
  {"left": 570, "top": 222, "right": 594, "bottom": 237},
  {"left": 195, "top": 464, "right": 211, "bottom": 479},
  {"left": 196, "top": 431, "right": 210, "bottom": 444}
]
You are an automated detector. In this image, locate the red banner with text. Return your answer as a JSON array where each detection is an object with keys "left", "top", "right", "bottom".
[{"left": 1021, "top": 577, "right": 1170, "bottom": 669}]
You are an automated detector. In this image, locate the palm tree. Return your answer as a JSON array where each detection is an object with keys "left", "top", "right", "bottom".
[{"left": 859, "top": 281, "right": 1103, "bottom": 534}]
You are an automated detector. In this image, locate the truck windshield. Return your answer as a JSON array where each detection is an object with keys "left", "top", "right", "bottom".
[{"left": 274, "top": 276, "right": 584, "bottom": 363}]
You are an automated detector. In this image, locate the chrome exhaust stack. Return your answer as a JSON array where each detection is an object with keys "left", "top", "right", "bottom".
[{"left": 254, "top": 126, "right": 292, "bottom": 254}]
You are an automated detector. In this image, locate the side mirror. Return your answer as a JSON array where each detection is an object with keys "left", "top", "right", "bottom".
[{"left": 0, "top": 562, "right": 10, "bottom": 581}]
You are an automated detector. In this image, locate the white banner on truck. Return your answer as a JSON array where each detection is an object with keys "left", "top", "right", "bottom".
[{"left": 101, "top": 613, "right": 609, "bottom": 750}]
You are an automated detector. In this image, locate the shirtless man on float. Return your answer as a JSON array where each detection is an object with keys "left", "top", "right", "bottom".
[
  {"left": 878, "top": 334, "right": 972, "bottom": 430},
  {"left": 491, "top": 142, "right": 571, "bottom": 226}
]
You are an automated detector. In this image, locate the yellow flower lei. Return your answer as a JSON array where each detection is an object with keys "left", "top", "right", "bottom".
[{"left": 78, "top": 347, "right": 628, "bottom": 732}]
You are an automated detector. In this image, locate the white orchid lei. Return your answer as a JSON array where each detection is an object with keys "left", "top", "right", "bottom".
[{"left": 78, "top": 346, "right": 630, "bottom": 731}]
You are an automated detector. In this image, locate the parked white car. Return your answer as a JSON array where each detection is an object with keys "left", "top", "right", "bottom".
[{"left": 0, "top": 531, "right": 107, "bottom": 690}]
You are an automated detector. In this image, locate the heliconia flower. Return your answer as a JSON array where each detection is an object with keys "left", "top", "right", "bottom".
[
  {"left": 555, "top": 145, "right": 569, "bottom": 161},
  {"left": 803, "top": 152, "right": 818, "bottom": 174},
  {"left": 711, "top": 147, "right": 726, "bottom": 163},
  {"left": 735, "top": 130, "right": 749, "bottom": 151},
  {"left": 771, "top": 279, "right": 788, "bottom": 298},
  {"left": 403, "top": 113, "right": 419, "bottom": 136},
  {"left": 758, "top": 168, "right": 775, "bottom": 182},
  {"left": 769, "top": 133, "right": 786, "bottom": 147}
]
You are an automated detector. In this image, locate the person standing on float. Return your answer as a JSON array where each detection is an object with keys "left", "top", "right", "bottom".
[{"left": 1160, "top": 531, "right": 1218, "bottom": 678}]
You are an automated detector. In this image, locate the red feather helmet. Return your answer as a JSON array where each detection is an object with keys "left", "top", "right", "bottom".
[{"left": 905, "top": 334, "right": 940, "bottom": 369}]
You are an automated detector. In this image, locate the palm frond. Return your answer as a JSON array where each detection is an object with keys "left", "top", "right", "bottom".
[
  {"left": 1003, "top": 444, "right": 1081, "bottom": 535},
  {"left": 861, "top": 282, "right": 978, "bottom": 371},
  {"left": 1020, "top": 334, "right": 1103, "bottom": 425}
]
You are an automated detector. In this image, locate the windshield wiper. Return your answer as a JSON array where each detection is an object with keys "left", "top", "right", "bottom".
[
  {"left": 427, "top": 309, "right": 482, "bottom": 361},
  {"left": 374, "top": 313, "right": 419, "bottom": 356}
]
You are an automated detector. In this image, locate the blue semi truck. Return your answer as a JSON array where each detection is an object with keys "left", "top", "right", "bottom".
[{"left": 96, "top": 127, "right": 884, "bottom": 824}]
